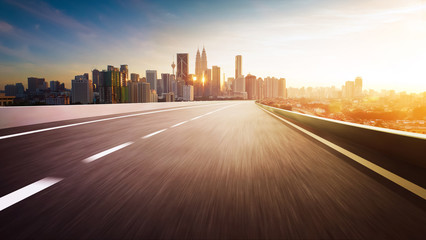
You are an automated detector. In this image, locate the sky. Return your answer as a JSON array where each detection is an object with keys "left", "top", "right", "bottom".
[{"left": 0, "top": 0, "right": 426, "bottom": 93}]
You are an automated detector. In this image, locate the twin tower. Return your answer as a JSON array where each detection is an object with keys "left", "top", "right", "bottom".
[{"left": 195, "top": 47, "right": 208, "bottom": 78}]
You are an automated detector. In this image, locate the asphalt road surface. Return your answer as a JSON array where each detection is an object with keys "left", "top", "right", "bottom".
[{"left": 0, "top": 101, "right": 425, "bottom": 239}]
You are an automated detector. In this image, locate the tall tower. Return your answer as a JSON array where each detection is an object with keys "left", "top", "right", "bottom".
[
  {"left": 355, "top": 76, "right": 363, "bottom": 97},
  {"left": 195, "top": 48, "right": 201, "bottom": 77},
  {"left": 235, "top": 55, "right": 242, "bottom": 79},
  {"left": 201, "top": 46, "right": 207, "bottom": 73},
  {"left": 171, "top": 61, "right": 176, "bottom": 75},
  {"left": 177, "top": 53, "right": 189, "bottom": 84}
]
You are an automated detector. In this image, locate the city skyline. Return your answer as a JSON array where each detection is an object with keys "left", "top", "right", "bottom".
[{"left": 0, "top": 0, "right": 426, "bottom": 93}]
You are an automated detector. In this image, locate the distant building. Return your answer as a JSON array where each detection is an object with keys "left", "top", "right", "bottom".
[
  {"left": 141, "top": 82, "right": 151, "bottom": 103},
  {"left": 15, "top": 83, "right": 25, "bottom": 99},
  {"left": 177, "top": 53, "right": 189, "bottom": 84},
  {"left": 235, "top": 55, "right": 242, "bottom": 79},
  {"left": 130, "top": 73, "right": 139, "bottom": 83},
  {"left": 5, "top": 84, "right": 16, "bottom": 96},
  {"left": 72, "top": 74, "right": 93, "bottom": 104},
  {"left": 245, "top": 74, "right": 257, "bottom": 99},
  {"left": 146, "top": 70, "right": 157, "bottom": 92},
  {"left": 183, "top": 85, "right": 194, "bottom": 101},
  {"left": 46, "top": 95, "right": 69, "bottom": 105},
  {"left": 92, "top": 69, "right": 100, "bottom": 92},
  {"left": 27, "top": 77, "right": 45, "bottom": 94},
  {"left": 345, "top": 81, "right": 355, "bottom": 99},
  {"left": 355, "top": 77, "right": 363, "bottom": 98},
  {"left": 161, "top": 73, "right": 171, "bottom": 94},
  {"left": 212, "top": 66, "right": 221, "bottom": 97},
  {"left": 234, "top": 75, "right": 245, "bottom": 93},
  {"left": 0, "top": 93, "right": 15, "bottom": 106}
]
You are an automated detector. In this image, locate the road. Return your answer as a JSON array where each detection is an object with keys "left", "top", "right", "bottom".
[{"left": 0, "top": 101, "right": 425, "bottom": 239}]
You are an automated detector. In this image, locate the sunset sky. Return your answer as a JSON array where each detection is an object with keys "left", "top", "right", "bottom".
[{"left": 0, "top": 0, "right": 425, "bottom": 92}]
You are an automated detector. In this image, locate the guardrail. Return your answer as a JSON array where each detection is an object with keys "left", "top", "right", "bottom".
[{"left": 256, "top": 102, "right": 426, "bottom": 169}]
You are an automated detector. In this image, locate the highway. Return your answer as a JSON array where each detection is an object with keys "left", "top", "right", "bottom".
[{"left": 0, "top": 101, "right": 425, "bottom": 239}]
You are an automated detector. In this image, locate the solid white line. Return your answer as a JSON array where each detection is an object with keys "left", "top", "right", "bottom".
[
  {"left": 0, "top": 103, "right": 229, "bottom": 140},
  {"left": 142, "top": 129, "right": 167, "bottom": 139},
  {"left": 259, "top": 107, "right": 426, "bottom": 200},
  {"left": 171, "top": 121, "right": 188, "bottom": 128},
  {"left": 83, "top": 142, "right": 134, "bottom": 163},
  {"left": 0, "top": 177, "right": 63, "bottom": 212}
]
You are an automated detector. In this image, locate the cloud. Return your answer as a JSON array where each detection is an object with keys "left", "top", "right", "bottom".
[
  {"left": 5, "top": 0, "right": 91, "bottom": 33},
  {"left": 0, "top": 21, "right": 13, "bottom": 32}
]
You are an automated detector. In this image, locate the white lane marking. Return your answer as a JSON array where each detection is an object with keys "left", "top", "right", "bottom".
[
  {"left": 259, "top": 107, "right": 426, "bottom": 200},
  {"left": 171, "top": 121, "right": 188, "bottom": 128},
  {"left": 142, "top": 129, "right": 167, "bottom": 139},
  {"left": 0, "top": 103, "right": 230, "bottom": 140},
  {"left": 83, "top": 142, "right": 134, "bottom": 163},
  {"left": 0, "top": 177, "right": 63, "bottom": 212},
  {"left": 189, "top": 103, "right": 241, "bottom": 121}
]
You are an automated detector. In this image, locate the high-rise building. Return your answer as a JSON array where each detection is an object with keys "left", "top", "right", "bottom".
[
  {"left": 195, "top": 48, "right": 201, "bottom": 77},
  {"left": 131, "top": 73, "right": 139, "bottom": 83},
  {"left": 5, "top": 84, "right": 16, "bottom": 96},
  {"left": 235, "top": 55, "right": 242, "bottom": 79},
  {"left": 345, "top": 81, "right": 355, "bottom": 99},
  {"left": 120, "top": 65, "right": 128, "bottom": 87},
  {"left": 92, "top": 69, "right": 100, "bottom": 92},
  {"left": 355, "top": 76, "right": 363, "bottom": 98},
  {"left": 278, "top": 78, "right": 286, "bottom": 99},
  {"left": 71, "top": 74, "right": 92, "bottom": 104},
  {"left": 245, "top": 74, "right": 257, "bottom": 100},
  {"left": 99, "top": 66, "right": 120, "bottom": 104},
  {"left": 27, "top": 77, "right": 45, "bottom": 94},
  {"left": 183, "top": 85, "right": 194, "bottom": 101},
  {"left": 203, "top": 68, "right": 212, "bottom": 97},
  {"left": 141, "top": 82, "right": 151, "bottom": 103},
  {"left": 177, "top": 53, "right": 189, "bottom": 84},
  {"left": 212, "top": 66, "right": 221, "bottom": 97},
  {"left": 128, "top": 81, "right": 138, "bottom": 103},
  {"left": 15, "top": 83, "right": 25, "bottom": 98},
  {"left": 161, "top": 73, "right": 171, "bottom": 94},
  {"left": 234, "top": 75, "right": 245, "bottom": 93},
  {"left": 201, "top": 47, "right": 207, "bottom": 74},
  {"left": 146, "top": 70, "right": 157, "bottom": 91}
]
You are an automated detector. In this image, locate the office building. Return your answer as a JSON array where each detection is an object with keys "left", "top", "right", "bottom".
[
  {"left": 235, "top": 55, "right": 242, "bottom": 79},
  {"left": 161, "top": 73, "right": 171, "bottom": 94},
  {"left": 345, "top": 81, "right": 355, "bottom": 99},
  {"left": 71, "top": 74, "right": 92, "bottom": 104},
  {"left": 28, "top": 77, "right": 45, "bottom": 94},
  {"left": 183, "top": 85, "right": 194, "bottom": 101},
  {"left": 146, "top": 70, "right": 157, "bottom": 92},
  {"left": 131, "top": 73, "right": 139, "bottom": 82},
  {"left": 245, "top": 74, "right": 257, "bottom": 100},
  {"left": 177, "top": 53, "right": 189, "bottom": 84},
  {"left": 92, "top": 69, "right": 100, "bottom": 92},
  {"left": 5, "top": 84, "right": 16, "bottom": 96},
  {"left": 355, "top": 76, "right": 363, "bottom": 98},
  {"left": 212, "top": 66, "right": 221, "bottom": 97}
]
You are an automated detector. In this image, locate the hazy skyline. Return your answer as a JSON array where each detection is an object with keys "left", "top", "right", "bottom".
[{"left": 1, "top": 0, "right": 425, "bottom": 92}]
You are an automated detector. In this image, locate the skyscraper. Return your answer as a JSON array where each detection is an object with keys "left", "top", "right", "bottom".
[
  {"left": 161, "top": 73, "right": 171, "bottom": 94},
  {"left": 195, "top": 48, "right": 201, "bottom": 77},
  {"left": 27, "top": 77, "right": 45, "bottom": 94},
  {"left": 235, "top": 55, "right": 242, "bottom": 79},
  {"left": 345, "top": 81, "right": 355, "bottom": 99},
  {"left": 92, "top": 69, "right": 100, "bottom": 92},
  {"left": 146, "top": 70, "right": 157, "bottom": 91},
  {"left": 177, "top": 53, "right": 189, "bottom": 84},
  {"left": 120, "top": 65, "right": 129, "bottom": 87},
  {"left": 130, "top": 73, "right": 139, "bottom": 82},
  {"left": 355, "top": 76, "right": 363, "bottom": 97},
  {"left": 212, "top": 66, "right": 221, "bottom": 97},
  {"left": 245, "top": 74, "right": 257, "bottom": 100},
  {"left": 201, "top": 47, "right": 207, "bottom": 74},
  {"left": 71, "top": 74, "right": 92, "bottom": 104}
]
